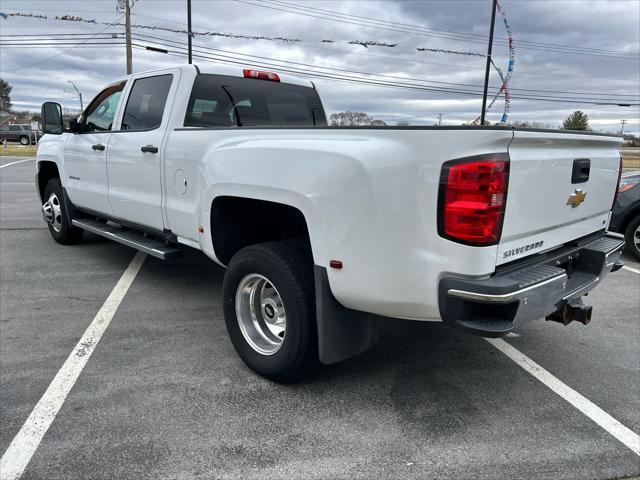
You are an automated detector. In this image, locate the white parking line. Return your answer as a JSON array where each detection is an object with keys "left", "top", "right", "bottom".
[
  {"left": 486, "top": 337, "right": 640, "bottom": 456},
  {"left": 0, "top": 158, "right": 35, "bottom": 169},
  {"left": 622, "top": 265, "right": 640, "bottom": 275},
  {"left": 0, "top": 252, "right": 146, "bottom": 480}
]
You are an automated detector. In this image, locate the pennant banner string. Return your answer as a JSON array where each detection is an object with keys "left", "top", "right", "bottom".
[{"left": 0, "top": 11, "right": 508, "bottom": 56}]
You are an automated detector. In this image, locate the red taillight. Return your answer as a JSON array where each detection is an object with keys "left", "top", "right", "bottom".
[
  {"left": 438, "top": 154, "right": 509, "bottom": 246},
  {"left": 611, "top": 154, "right": 623, "bottom": 209},
  {"left": 243, "top": 69, "right": 280, "bottom": 82}
]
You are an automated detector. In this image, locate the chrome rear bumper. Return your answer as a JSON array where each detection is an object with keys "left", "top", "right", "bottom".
[{"left": 438, "top": 232, "right": 625, "bottom": 337}]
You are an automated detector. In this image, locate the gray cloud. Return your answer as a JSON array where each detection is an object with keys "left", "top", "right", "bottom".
[{"left": 1, "top": 0, "right": 638, "bottom": 133}]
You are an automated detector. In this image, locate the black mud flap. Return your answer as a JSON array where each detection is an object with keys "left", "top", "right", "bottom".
[
  {"left": 61, "top": 187, "right": 80, "bottom": 229},
  {"left": 314, "top": 266, "right": 380, "bottom": 365}
]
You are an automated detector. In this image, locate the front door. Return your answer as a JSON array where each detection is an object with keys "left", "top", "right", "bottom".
[
  {"left": 107, "top": 72, "right": 176, "bottom": 230},
  {"left": 64, "top": 82, "right": 125, "bottom": 214}
]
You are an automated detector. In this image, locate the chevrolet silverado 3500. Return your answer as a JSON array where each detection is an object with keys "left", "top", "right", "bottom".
[{"left": 37, "top": 65, "right": 625, "bottom": 381}]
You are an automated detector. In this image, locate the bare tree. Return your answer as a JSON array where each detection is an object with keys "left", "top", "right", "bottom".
[{"left": 329, "top": 111, "right": 387, "bottom": 126}]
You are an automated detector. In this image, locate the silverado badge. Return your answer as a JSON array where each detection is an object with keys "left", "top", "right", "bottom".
[{"left": 566, "top": 188, "right": 586, "bottom": 208}]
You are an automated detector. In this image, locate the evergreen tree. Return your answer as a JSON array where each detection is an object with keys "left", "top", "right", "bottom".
[
  {"left": 562, "top": 111, "right": 590, "bottom": 131},
  {"left": 0, "top": 78, "right": 12, "bottom": 112}
]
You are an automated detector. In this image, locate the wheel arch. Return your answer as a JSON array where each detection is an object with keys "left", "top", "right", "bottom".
[
  {"left": 620, "top": 202, "right": 640, "bottom": 234},
  {"left": 209, "top": 195, "right": 314, "bottom": 266},
  {"left": 36, "top": 161, "right": 61, "bottom": 202}
]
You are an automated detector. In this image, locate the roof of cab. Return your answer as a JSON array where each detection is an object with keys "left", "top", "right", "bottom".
[
  {"left": 116, "top": 64, "right": 315, "bottom": 89},
  {"left": 194, "top": 64, "right": 314, "bottom": 88}
]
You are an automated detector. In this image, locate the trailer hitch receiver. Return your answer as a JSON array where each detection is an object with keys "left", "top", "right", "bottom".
[{"left": 546, "top": 298, "right": 592, "bottom": 326}]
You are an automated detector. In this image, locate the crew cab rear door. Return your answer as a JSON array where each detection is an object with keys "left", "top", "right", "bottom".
[
  {"left": 107, "top": 69, "right": 179, "bottom": 230},
  {"left": 497, "top": 129, "right": 622, "bottom": 265}
]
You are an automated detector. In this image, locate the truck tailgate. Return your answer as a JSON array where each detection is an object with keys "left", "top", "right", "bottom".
[{"left": 497, "top": 130, "right": 623, "bottom": 265}]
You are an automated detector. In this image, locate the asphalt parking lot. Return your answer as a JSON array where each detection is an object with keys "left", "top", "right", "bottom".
[{"left": 1, "top": 156, "right": 639, "bottom": 480}]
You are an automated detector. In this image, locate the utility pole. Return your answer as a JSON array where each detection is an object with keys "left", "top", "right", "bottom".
[
  {"left": 620, "top": 119, "right": 627, "bottom": 135},
  {"left": 124, "top": 0, "right": 133, "bottom": 74},
  {"left": 480, "top": 0, "right": 498, "bottom": 126},
  {"left": 437, "top": 113, "right": 443, "bottom": 126},
  {"left": 187, "top": 0, "right": 193, "bottom": 64},
  {"left": 67, "top": 80, "right": 83, "bottom": 111}
]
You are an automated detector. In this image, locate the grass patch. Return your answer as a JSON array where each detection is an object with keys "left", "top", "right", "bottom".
[{"left": 0, "top": 144, "right": 37, "bottom": 157}]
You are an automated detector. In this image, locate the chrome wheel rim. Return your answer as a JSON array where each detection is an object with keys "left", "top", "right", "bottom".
[
  {"left": 235, "top": 273, "right": 286, "bottom": 355},
  {"left": 43, "top": 192, "right": 63, "bottom": 232},
  {"left": 634, "top": 224, "right": 640, "bottom": 253}
]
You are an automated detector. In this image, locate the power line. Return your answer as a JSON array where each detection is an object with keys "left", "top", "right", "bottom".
[
  {"left": 0, "top": 14, "right": 125, "bottom": 73},
  {"left": 2, "top": 30, "right": 637, "bottom": 100},
  {"left": 131, "top": 32, "right": 639, "bottom": 102},
  {"left": 0, "top": 33, "right": 122, "bottom": 37},
  {"left": 129, "top": 13, "right": 640, "bottom": 82},
  {"left": 263, "top": 0, "right": 639, "bottom": 57},
  {"left": 234, "top": 0, "right": 639, "bottom": 60},
  {"left": 0, "top": 34, "right": 125, "bottom": 48},
  {"left": 146, "top": 45, "right": 638, "bottom": 107},
  {"left": 4, "top": 3, "right": 637, "bottom": 60},
  {"left": 5, "top": 26, "right": 638, "bottom": 84},
  {"left": 0, "top": 43, "right": 125, "bottom": 47},
  {"left": 132, "top": 35, "right": 639, "bottom": 106}
]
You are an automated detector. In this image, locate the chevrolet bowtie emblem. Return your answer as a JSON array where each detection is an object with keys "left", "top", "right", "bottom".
[{"left": 566, "top": 188, "right": 587, "bottom": 208}]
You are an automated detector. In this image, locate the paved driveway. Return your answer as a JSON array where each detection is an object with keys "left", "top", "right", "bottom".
[{"left": 1, "top": 156, "right": 639, "bottom": 479}]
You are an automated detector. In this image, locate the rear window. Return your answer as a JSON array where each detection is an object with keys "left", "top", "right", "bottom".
[
  {"left": 184, "top": 74, "right": 327, "bottom": 127},
  {"left": 121, "top": 74, "right": 173, "bottom": 131}
]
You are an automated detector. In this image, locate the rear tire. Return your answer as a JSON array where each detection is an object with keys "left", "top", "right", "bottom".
[
  {"left": 43, "top": 178, "right": 83, "bottom": 245},
  {"left": 624, "top": 215, "right": 640, "bottom": 261},
  {"left": 19, "top": 136, "right": 29, "bottom": 146},
  {"left": 223, "top": 242, "right": 316, "bottom": 382}
]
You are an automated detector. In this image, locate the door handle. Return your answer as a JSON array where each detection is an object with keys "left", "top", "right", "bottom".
[
  {"left": 91, "top": 143, "right": 105, "bottom": 151},
  {"left": 141, "top": 145, "right": 159, "bottom": 154}
]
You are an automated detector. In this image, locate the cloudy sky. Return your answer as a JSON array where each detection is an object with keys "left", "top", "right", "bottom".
[{"left": 1, "top": 0, "right": 639, "bottom": 134}]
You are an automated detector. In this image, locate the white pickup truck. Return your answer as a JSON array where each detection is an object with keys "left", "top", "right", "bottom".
[{"left": 37, "top": 64, "right": 625, "bottom": 381}]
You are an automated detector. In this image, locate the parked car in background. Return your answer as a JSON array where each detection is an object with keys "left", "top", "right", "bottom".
[
  {"left": 0, "top": 124, "right": 36, "bottom": 145},
  {"left": 610, "top": 171, "right": 640, "bottom": 260}
]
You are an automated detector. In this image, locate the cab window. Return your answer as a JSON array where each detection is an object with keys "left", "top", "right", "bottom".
[
  {"left": 120, "top": 74, "right": 173, "bottom": 131},
  {"left": 82, "top": 82, "right": 125, "bottom": 133},
  {"left": 184, "top": 74, "right": 327, "bottom": 127}
]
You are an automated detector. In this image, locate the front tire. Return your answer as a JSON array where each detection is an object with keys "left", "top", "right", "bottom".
[
  {"left": 42, "top": 178, "right": 83, "bottom": 245},
  {"left": 624, "top": 215, "right": 640, "bottom": 261},
  {"left": 223, "top": 242, "right": 316, "bottom": 382},
  {"left": 19, "top": 136, "right": 29, "bottom": 145}
]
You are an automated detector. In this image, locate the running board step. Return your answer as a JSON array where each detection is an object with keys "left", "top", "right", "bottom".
[{"left": 72, "top": 219, "right": 181, "bottom": 260}]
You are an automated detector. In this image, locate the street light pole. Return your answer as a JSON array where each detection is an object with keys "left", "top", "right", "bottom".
[
  {"left": 187, "top": 0, "right": 193, "bottom": 64},
  {"left": 125, "top": 0, "right": 133, "bottom": 74},
  {"left": 480, "top": 0, "right": 498, "bottom": 125},
  {"left": 67, "top": 80, "right": 83, "bottom": 111}
]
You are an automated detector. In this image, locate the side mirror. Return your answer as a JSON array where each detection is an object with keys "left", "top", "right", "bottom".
[{"left": 41, "top": 102, "right": 63, "bottom": 135}]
